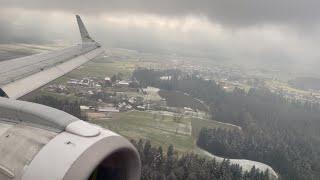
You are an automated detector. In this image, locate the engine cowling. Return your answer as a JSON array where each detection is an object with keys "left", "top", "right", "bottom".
[{"left": 0, "top": 97, "right": 141, "bottom": 180}]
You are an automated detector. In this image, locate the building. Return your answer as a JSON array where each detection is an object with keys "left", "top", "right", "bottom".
[
  {"left": 117, "top": 80, "right": 130, "bottom": 87},
  {"left": 96, "top": 107, "right": 119, "bottom": 113},
  {"left": 104, "top": 77, "right": 112, "bottom": 87}
]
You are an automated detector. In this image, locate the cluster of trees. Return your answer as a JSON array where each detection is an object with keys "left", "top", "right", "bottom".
[
  {"left": 132, "top": 139, "right": 271, "bottom": 180},
  {"left": 158, "top": 90, "right": 208, "bottom": 111},
  {"left": 197, "top": 127, "right": 313, "bottom": 180},
  {"left": 197, "top": 88, "right": 320, "bottom": 180},
  {"left": 31, "top": 95, "right": 87, "bottom": 120},
  {"left": 133, "top": 68, "right": 320, "bottom": 180}
]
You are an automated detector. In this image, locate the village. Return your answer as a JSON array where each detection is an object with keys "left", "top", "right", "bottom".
[{"left": 43, "top": 73, "right": 203, "bottom": 122}]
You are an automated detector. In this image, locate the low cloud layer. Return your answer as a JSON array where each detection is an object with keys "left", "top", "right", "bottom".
[
  {"left": 1, "top": 1, "right": 320, "bottom": 75},
  {"left": 1, "top": 0, "right": 320, "bottom": 27}
]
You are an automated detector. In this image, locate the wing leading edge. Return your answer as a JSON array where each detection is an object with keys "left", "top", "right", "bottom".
[{"left": 0, "top": 15, "right": 104, "bottom": 99}]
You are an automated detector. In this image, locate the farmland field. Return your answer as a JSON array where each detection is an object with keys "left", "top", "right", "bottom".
[{"left": 90, "top": 111, "right": 238, "bottom": 153}]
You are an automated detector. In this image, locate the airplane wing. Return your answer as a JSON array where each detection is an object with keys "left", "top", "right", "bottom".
[
  {"left": 0, "top": 15, "right": 103, "bottom": 99},
  {"left": 0, "top": 15, "right": 141, "bottom": 180}
]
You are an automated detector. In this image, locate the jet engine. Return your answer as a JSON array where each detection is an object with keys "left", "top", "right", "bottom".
[{"left": 0, "top": 97, "right": 141, "bottom": 180}]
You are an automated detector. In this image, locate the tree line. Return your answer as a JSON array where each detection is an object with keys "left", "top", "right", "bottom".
[
  {"left": 132, "top": 139, "right": 271, "bottom": 180},
  {"left": 133, "top": 68, "right": 320, "bottom": 180},
  {"left": 31, "top": 95, "right": 87, "bottom": 121}
]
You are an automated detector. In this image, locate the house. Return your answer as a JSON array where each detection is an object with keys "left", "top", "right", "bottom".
[
  {"left": 96, "top": 107, "right": 119, "bottom": 113},
  {"left": 136, "top": 106, "right": 146, "bottom": 111},
  {"left": 104, "top": 77, "right": 112, "bottom": 87},
  {"left": 117, "top": 80, "right": 130, "bottom": 87},
  {"left": 160, "top": 76, "right": 172, "bottom": 80},
  {"left": 67, "top": 79, "right": 80, "bottom": 86},
  {"left": 80, "top": 78, "right": 90, "bottom": 86},
  {"left": 87, "top": 90, "right": 94, "bottom": 95},
  {"left": 80, "top": 105, "right": 95, "bottom": 111}
]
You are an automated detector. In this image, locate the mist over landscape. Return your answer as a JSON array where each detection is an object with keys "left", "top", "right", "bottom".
[
  {"left": 1, "top": 1, "right": 320, "bottom": 180},
  {"left": 1, "top": 0, "right": 320, "bottom": 76}
]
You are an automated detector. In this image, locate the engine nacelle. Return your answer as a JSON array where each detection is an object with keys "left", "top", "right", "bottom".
[
  {"left": 22, "top": 125, "right": 141, "bottom": 180},
  {"left": 0, "top": 98, "right": 141, "bottom": 180}
]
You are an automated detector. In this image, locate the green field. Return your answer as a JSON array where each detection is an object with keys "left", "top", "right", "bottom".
[
  {"left": 51, "top": 54, "right": 159, "bottom": 84},
  {"left": 91, "top": 111, "right": 238, "bottom": 153},
  {"left": 51, "top": 59, "right": 135, "bottom": 84},
  {"left": 266, "top": 80, "right": 312, "bottom": 95}
]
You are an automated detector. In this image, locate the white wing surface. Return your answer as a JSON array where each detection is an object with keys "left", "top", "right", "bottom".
[{"left": 0, "top": 15, "right": 103, "bottom": 99}]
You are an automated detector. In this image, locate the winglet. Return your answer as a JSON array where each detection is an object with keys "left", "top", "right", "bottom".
[{"left": 76, "top": 15, "right": 95, "bottom": 43}]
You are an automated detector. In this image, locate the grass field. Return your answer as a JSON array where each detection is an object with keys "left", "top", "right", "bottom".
[
  {"left": 51, "top": 59, "right": 136, "bottom": 84},
  {"left": 266, "top": 80, "right": 312, "bottom": 95},
  {"left": 51, "top": 51, "right": 160, "bottom": 84},
  {"left": 90, "top": 111, "right": 238, "bottom": 153}
]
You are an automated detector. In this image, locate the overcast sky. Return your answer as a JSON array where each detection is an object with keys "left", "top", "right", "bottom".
[{"left": 1, "top": 0, "right": 320, "bottom": 73}]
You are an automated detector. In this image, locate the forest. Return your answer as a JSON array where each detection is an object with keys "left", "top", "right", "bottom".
[
  {"left": 132, "top": 139, "right": 270, "bottom": 180},
  {"left": 133, "top": 68, "right": 320, "bottom": 180}
]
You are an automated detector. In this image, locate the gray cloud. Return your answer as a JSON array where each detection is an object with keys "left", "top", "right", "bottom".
[
  {"left": 1, "top": 0, "right": 319, "bottom": 27},
  {"left": 1, "top": 0, "right": 320, "bottom": 76}
]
